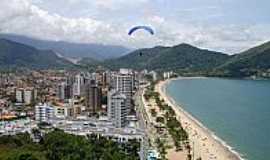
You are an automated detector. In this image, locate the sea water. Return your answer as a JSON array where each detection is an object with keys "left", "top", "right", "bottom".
[{"left": 166, "top": 78, "right": 270, "bottom": 160}]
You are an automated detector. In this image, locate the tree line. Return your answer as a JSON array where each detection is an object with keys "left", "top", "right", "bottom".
[{"left": 0, "top": 129, "right": 140, "bottom": 160}]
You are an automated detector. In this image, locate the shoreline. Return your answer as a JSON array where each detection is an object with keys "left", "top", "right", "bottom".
[{"left": 157, "top": 78, "right": 244, "bottom": 160}]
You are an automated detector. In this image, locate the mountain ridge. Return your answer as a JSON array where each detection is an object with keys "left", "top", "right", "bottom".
[
  {"left": 217, "top": 41, "right": 270, "bottom": 77},
  {"left": 0, "top": 38, "right": 74, "bottom": 69},
  {"left": 104, "top": 43, "right": 230, "bottom": 71},
  {"left": 0, "top": 37, "right": 269, "bottom": 78},
  {"left": 0, "top": 33, "right": 130, "bottom": 60},
  {"left": 101, "top": 41, "right": 270, "bottom": 78}
]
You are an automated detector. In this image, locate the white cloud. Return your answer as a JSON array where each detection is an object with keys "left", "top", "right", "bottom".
[
  {"left": 150, "top": 16, "right": 165, "bottom": 24},
  {"left": 0, "top": 0, "right": 116, "bottom": 44},
  {"left": 0, "top": 0, "right": 270, "bottom": 54},
  {"left": 94, "top": 0, "right": 149, "bottom": 10}
]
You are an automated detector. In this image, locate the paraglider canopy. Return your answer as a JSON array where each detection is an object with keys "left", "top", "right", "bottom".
[{"left": 128, "top": 26, "right": 154, "bottom": 36}]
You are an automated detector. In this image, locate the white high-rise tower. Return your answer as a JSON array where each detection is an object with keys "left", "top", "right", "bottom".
[{"left": 107, "top": 90, "right": 128, "bottom": 128}]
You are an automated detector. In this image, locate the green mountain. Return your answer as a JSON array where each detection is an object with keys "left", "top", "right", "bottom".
[
  {"left": 217, "top": 41, "right": 270, "bottom": 77},
  {"left": 105, "top": 43, "right": 230, "bottom": 72},
  {"left": 0, "top": 39, "right": 74, "bottom": 69},
  {"left": 1, "top": 37, "right": 269, "bottom": 78},
  {"left": 78, "top": 57, "right": 103, "bottom": 71}
]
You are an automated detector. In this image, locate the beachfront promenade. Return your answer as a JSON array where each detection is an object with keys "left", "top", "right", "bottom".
[{"left": 138, "top": 83, "right": 188, "bottom": 160}]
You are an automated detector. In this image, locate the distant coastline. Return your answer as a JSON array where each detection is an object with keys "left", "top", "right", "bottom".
[{"left": 173, "top": 75, "right": 270, "bottom": 81}]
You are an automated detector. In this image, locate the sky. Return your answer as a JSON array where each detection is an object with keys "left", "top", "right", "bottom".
[{"left": 0, "top": 0, "right": 270, "bottom": 54}]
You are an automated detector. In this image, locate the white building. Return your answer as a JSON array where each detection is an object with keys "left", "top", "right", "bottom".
[
  {"left": 119, "top": 68, "right": 133, "bottom": 75},
  {"left": 35, "top": 103, "right": 54, "bottom": 123},
  {"left": 57, "top": 82, "right": 66, "bottom": 100},
  {"left": 73, "top": 74, "right": 84, "bottom": 96},
  {"left": 54, "top": 100, "right": 76, "bottom": 119},
  {"left": 149, "top": 71, "right": 158, "bottom": 81},
  {"left": 24, "top": 89, "right": 35, "bottom": 105},
  {"left": 15, "top": 89, "right": 24, "bottom": 103},
  {"left": 163, "top": 71, "right": 174, "bottom": 79},
  {"left": 111, "top": 70, "right": 134, "bottom": 114},
  {"left": 126, "top": 115, "right": 137, "bottom": 128},
  {"left": 107, "top": 90, "right": 128, "bottom": 128},
  {"left": 54, "top": 106, "right": 74, "bottom": 119},
  {"left": 16, "top": 88, "right": 36, "bottom": 105}
]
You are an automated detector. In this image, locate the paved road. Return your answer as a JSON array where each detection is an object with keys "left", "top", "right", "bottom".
[
  {"left": 135, "top": 88, "right": 148, "bottom": 131},
  {"left": 134, "top": 84, "right": 151, "bottom": 159}
]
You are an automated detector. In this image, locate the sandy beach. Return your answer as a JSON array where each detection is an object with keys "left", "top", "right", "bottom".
[{"left": 157, "top": 78, "right": 243, "bottom": 160}]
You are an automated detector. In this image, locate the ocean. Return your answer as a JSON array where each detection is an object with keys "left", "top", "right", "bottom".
[{"left": 165, "top": 78, "right": 270, "bottom": 160}]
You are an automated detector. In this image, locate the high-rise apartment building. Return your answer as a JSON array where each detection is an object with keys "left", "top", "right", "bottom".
[
  {"left": 107, "top": 90, "right": 128, "bottom": 128},
  {"left": 15, "top": 88, "right": 37, "bottom": 104},
  {"left": 57, "top": 82, "right": 73, "bottom": 101},
  {"left": 57, "top": 82, "right": 66, "bottom": 100},
  {"left": 85, "top": 80, "right": 102, "bottom": 115},
  {"left": 24, "top": 89, "right": 35, "bottom": 105},
  {"left": 111, "top": 69, "right": 135, "bottom": 114},
  {"left": 35, "top": 103, "right": 54, "bottom": 123},
  {"left": 73, "top": 74, "right": 85, "bottom": 96},
  {"left": 15, "top": 89, "right": 24, "bottom": 103}
]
